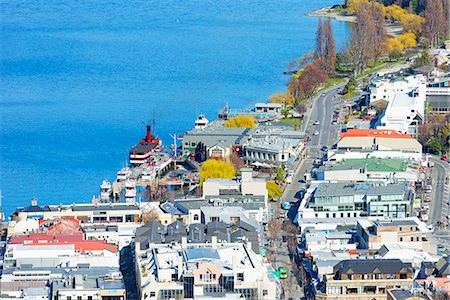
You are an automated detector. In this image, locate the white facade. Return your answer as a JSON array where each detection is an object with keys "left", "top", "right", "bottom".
[
  {"left": 370, "top": 74, "right": 426, "bottom": 104},
  {"left": 377, "top": 92, "right": 425, "bottom": 137}
]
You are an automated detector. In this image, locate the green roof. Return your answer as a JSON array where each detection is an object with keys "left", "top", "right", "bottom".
[{"left": 341, "top": 157, "right": 407, "bottom": 172}]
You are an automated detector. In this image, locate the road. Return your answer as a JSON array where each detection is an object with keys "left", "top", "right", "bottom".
[
  {"left": 429, "top": 157, "right": 450, "bottom": 225},
  {"left": 429, "top": 157, "right": 450, "bottom": 253}
]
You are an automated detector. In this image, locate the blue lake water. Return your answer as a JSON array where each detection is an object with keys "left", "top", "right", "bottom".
[{"left": 0, "top": 0, "right": 349, "bottom": 216}]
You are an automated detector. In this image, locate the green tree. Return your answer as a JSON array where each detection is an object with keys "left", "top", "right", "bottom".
[
  {"left": 267, "top": 181, "right": 283, "bottom": 200},
  {"left": 275, "top": 167, "right": 285, "bottom": 183},
  {"left": 343, "top": 76, "right": 357, "bottom": 94}
]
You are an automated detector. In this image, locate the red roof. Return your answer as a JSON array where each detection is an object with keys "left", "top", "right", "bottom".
[
  {"left": 10, "top": 233, "right": 83, "bottom": 244},
  {"left": 340, "top": 129, "right": 412, "bottom": 140},
  {"left": 26, "top": 240, "right": 117, "bottom": 253}
]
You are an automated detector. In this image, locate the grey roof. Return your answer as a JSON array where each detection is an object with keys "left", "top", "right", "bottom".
[
  {"left": 135, "top": 221, "right": 166, "bottom": 250},
  {"left": 188, "top": 224, "right": 206, "bottom": 243},
  {"left": 334, "top": 259, "right": 411, "bottom": 275},
  {"left": 165, "top": 220, "right": 187, "bottom": 242},
  {"left": 72, "top": 204, "right": 140, "bottom": 211},
  {"left": 183, "top": 127, "right": 254, "bottom": 147},
  {"left": 388, "top": 289, "right": 429, "bottom": 300},
  {"left": 374, "top": 219, "right": 417, "bottom": 227},
  {"left": 19, "top": 205, "right": 50, "bottom": 213},
  {"left": 435, "top": 256, "right": 450, "bottom": 276},
  {"left": 314, "top": 182, "right": 406, "bottom": 198}
]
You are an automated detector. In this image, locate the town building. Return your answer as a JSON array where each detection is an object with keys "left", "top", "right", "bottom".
[
  {"left": 376, "top": 93, "right": 425, "bottom": 138},
  {"left": 316, "top": 157, "right": 420, "bottom": 183},
  {"left": 218, "top": 102, "right": 283, "bottom": 121},
  {"left": 298, "top": 182, "right": 413, "bottom": 221},
  {"left": 337, "top": 129, "right": 422, "bottom": 154},
  {"left": 369, "top": 74, "right": 426, "bottom": 104},
  {"left": 12, "top": 200, "right": 141, "bottom": 224},
  {"left": 135, "top": 240, "right": 278, "bottom": 300},
  {"left": 356, "top": 218, "right": 437, "bottom": 254},
  {"left": 318, "top": 259, "right": 413, "bottom": 300}
]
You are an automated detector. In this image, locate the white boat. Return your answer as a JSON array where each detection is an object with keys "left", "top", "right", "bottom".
[
  {"left": 117, "top": 167, "right": 132, "bottom": 182},
  {"left": 124, "top": 181, "right": 136, "bottom": 203},
  {"left": 141, "top": 167, "right": 155, "bottom": 181},
  {"left": 100, "top": 180, "right": 113, "bottom": 202},
  {"left": 194, "top": 114, "right": 209, "bottom": 129}
]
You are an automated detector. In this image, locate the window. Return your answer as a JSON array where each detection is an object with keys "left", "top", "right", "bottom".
[
  {"left": 399, "top": 237, "right": 403, "bottom": 241},
  {"left": 410, "top": 237, "right": 414, "bottom": 241},
  {"left": 77, "top": 297, "right": 81, "bottom": 300},
  {"left": 193, "top": 214, "right": 199, "bottom": 221},
  {"left": 237, "top": 273, "right": 244, "bottom": 281},
  {"left": 172, "top": 273, "right": 178, "bottom": 281},
  {"left": 88, "top": 297, "right": 93, "bottom": 300},
  {"left": 400, "top": 273, "right": 407, "bottom": 279},
  {"left": 263, "top": 290, "right": 268, "bottom": 296},
  {"left": 150, "top": 292, "right": 156, "bottom": 297},
  {"left": 281, "top": 154, "right": 285, "bottom": 160},
  {"left": 67, "top": 297, "right": 71, "bottom": 300}
]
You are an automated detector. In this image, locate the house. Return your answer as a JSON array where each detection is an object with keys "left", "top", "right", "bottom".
[{"left": 318, "top": 259, "right": 413, "bottom": 300}]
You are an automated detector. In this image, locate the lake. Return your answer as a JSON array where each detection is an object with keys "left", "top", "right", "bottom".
[{"left": 0, "top": 0, "right": 349, "bottom": 216}]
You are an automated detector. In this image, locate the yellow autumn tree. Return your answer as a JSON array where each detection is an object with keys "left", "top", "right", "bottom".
[
  {"left": 224, "top": 116, "right": 257, "bottom": 128},
  {"left": 397, "top": 31, "right": 417, "bottom": 49},
  {"left": 386, "top": 37, "right": 404, "bottom": 52},
  {"left": 269, "top": 91, "right": 294, "bottom": 106},
  {"left": 384, "top": 5, "right": 424, "bottom": 34},
  {"left": 200, "top": 159, "right": 235, "bottom": 184},
  {"left": 266, "top": 181, "right": 283, "bottom": 200},
  {"left": 346, "top": 0, "right": 364, "bottom": 15}
]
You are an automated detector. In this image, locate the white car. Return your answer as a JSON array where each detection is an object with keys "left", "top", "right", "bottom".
[
  {"left": 313, "top": 121, "right": 320, "bottom": 125},
  {"left": 313, "top": 130, "right": 319, "bottom": 136}
]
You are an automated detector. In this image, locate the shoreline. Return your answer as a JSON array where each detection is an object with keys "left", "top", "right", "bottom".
[
  {"left": 306, "top": 6, "right": 356, "bottom": 23},
  {"left": 306, "top": 5, "right": 403, "bottom": 37}
]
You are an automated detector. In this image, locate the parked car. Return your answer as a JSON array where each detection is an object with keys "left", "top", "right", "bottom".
[
  {"left": 313, "top": 130, "right": 319, "bottom": 135},
  {"left": 441, "top": 155, "right": 448, "bottom": 161},
  {"left": 313, "top": 120, "right": 320, "bottom": 125},
  {"left": 321, "top": 146, "right": 328, "bottom": 152},
  {"left": 279, "top": 267, "right": 288, "bottom": 279}
]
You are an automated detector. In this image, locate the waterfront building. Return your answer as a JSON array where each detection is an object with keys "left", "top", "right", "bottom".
[
  {"left": 135, "top": 239, "right": 278, "bottom": 300},
  {"left": 12, "top": 200, "right": 141, "bottom": 225},
  {"left": 426, "top": 74, "right": 450, "bottom": 114},
  {"left": 317, "top": 259, "right": 413, "bottom": 300}
]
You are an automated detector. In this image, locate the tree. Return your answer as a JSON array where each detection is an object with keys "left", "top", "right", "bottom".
[
  {"left": 315, "top": 18, "right": 336, "bottom": 75},
  {"left": 267, "top": 181, "right": 283, "bottom": 200},
  {"left": 423, "top": 0, "right": 446, "bottom": 47},
  {"left": 269, "top": 91, "right": 295, "bottom": 106},
  {"left": 200, "top": 159, "right": 235, "bottom": 184},
  {"left": 343, "top": 76, "right": 357, "bottom": 94},
  {"left": 229, "top": 151, "right": 246, "bottom": 170},
  {"left": 288, "top": 51, "right": 315, "bottom": 72},
  {"left": 275, "top": 167, "right": 285, "bottom": 183},
  {"left": 141, "top": 207, "right": 159, "bottom": 223},
  {"left": 289, "top": 63, "right": 328, "bottom": 99},
  {"left": 224, "top": 116, "right": 257, "bottom": 128}
]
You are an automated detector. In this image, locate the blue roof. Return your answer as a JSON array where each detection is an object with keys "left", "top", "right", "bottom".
[
  {"left": 186, "top": 248, "right": 220, "bottom": 261},
  {"left": 160, "top": 201, "right": 184, "bottom": 215}
]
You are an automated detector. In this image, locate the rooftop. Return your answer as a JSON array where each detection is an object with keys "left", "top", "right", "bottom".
[
  {"left": 340, "top": 129, "right": 412, "bottom": 139},
  {"left": 314, "top": 182, "right": 406, "bottom": 198}
]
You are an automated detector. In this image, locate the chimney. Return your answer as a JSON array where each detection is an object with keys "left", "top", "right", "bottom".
[
  {"left": 211, "top": 236, "right": 217, "bottom": 249},
  {"left": 146, "top": 125, "right": 152, "bottom": 144},
  {"left": 31, "top": 198, "right": 38, "bottom": 207},
  {"left": 240, "top": 168, "right": 253, "bottom": 182}
]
